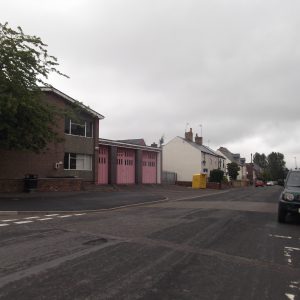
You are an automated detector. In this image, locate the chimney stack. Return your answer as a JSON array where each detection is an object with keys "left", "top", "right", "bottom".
[
  {"left": 185, "top": 128, "right": 193, "bottom": 142},
  {"left": 195, "top": 133, "right": 203, "bottom": 145}
]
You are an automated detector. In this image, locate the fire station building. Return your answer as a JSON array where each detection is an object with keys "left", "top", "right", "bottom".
[
  {"left": 0, "top": 87, "right": 162, "bottom": 192},
  {"left": 98, "top": 138, "right": 161, "bottom": 185}
]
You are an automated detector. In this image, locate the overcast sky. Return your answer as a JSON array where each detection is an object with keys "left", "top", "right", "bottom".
[{"left": 2, "top": 0, "right": 300, "bottom": 168}]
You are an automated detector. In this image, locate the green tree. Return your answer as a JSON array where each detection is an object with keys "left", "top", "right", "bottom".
[
  {"left": 0, "top": 22, "right": 68, "bottom": 152},
  {"left": 253, "top": 152, "right": 267, "bottom": 169},
  {"left": 261, "top": 169, "right": 270, "bottom": 182},
  {"left": 267, "top": 152, "right": 286, "bottom": 180},
  {"left": 209, "top": 169, "right": 224, "bottom": 183},
  {"left": 227, "top": 162, "right": 240, "bottom": 180}
]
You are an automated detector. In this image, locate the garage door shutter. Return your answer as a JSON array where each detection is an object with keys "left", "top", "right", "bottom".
[
  {"left": 117, "top": 148, "right": 135, "bottom": 184},
  {"left": 142, "top": 151, "right": 157, "bottom": 184}
]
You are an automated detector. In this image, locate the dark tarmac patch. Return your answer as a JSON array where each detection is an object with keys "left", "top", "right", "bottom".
[{"left": 82, "top": 238, "right": 108, "bottom": 246}]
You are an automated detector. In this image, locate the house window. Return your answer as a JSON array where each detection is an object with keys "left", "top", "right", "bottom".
[
  {"left": 64, "top": 153, "right": 92, "bottom": 170},
  {"left": 65, "top": 118, "right": 93, "bottom": 137}
]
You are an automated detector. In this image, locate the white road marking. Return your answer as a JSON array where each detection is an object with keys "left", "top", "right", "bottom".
[
  {"left": 285, "top": 277, "right": 299, "bottom": 298},
  {"left": 284, "top": 247, "right": 300, "bottom": 266},
  {"left": 269, "top": 234, "right": 292, "bottom": 239},
  {"left": 45, "top": 214, "right": 59, "bottom": 217},
  {"left": 14, "top": 220, "right": 33, "bottom": 224},
  {"left": 0, "top": 213, "right": 86, "bottom": 227},
  {"left": 290, "top": 281, "right": 300, "bottom": 290},
  {"left": 289, "top": 282, "right": 300, "bottom": 289},
  {"left": 285, "top": 293, "right": 295, "bottom": 300}
]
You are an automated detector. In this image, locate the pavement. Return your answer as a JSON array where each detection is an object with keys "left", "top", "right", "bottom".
[{"left": 0, "top": 185, "right": 224, "bottom": 213}]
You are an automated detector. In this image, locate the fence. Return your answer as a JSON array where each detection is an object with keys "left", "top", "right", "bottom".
[{"left": 162, "top": 171, "right": 177, "bottom": 184}]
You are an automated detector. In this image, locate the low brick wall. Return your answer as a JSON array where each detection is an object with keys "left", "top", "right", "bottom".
[
  {"left": 221, "top": 182, "right": 232, "bottom": 189},
  {"left": 0, "top": 178, "right": 84, "bottom": 193},
  {"left": 0, "top": 179, "right": 24, "bottom": 193},
  {"left": 38, "top": 178, "right": 83, "bottom": 192},
  {"left": 232, "top": 180, "right": 249, "bottom": 187},
  {"left": 176, "top": 181, "right": 231, "bottom": 189},
  {"left": 207, "top": 182, "right": 232, "bottom": 190},
  {"left": 176, "top": 181, "right": 192, "bottom": 187},
  {"left": 207, "top": 182, "right": 221, "bottom": 189}
]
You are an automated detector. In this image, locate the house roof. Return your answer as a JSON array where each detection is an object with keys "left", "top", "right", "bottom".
[
  {"left": 41, "top": 86, "right": 105, "bottom": 119},
  {"left": 117, "top": 139, "right": 146, "bottom": 146},
  {"left": 177, "top": 137, "right": 225, "bottom": 158},
  {"left": 99, "top": 138, "right": 161, "bottom": 152},
  {"left": 218, "top": 147, "right": 245, "bottom": 165}
]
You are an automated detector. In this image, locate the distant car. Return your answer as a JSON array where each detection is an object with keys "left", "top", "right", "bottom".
[
  {"left": 255, "top": 180, "right": 264, "bottom": 187},
  {"left": 266, "top": 181, "right": 274, "bottom": 186},
  {"left": 278, "top": 170, "right": 300, "bottom": 223}
]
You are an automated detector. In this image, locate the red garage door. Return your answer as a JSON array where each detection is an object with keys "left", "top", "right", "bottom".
[
  {"left": 142, "top": 151, "right": 157, "bottom": 184},
  {"left": 117, "top": 148, "right": 135, "bottom": 184},
  {"left": 98, "top": 146, "right": 108, "bottom": 184}
]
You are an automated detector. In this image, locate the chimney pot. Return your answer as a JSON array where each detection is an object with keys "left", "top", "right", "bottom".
[
  {"left": 185, "top": 128, "right": 193, "bottom": 142},
  {"left": 195, "top": 134, "right": 203, "bottom": 145}
]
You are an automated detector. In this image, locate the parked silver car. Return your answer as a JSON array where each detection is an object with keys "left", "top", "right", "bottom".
[{"left": 278, "top": 170, "right": 300, "bottom": 223}]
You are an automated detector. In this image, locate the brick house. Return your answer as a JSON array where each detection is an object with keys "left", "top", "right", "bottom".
[
  {"left": 246, "top": 162, "right": 263, "bottom": 183},
  {"left": 0, "top": 87, "right": 104, "bottom": 192}
]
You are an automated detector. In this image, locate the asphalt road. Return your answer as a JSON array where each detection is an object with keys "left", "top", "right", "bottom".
[
  {"left": 0, "top": 185, "right": 222, "bottom": 212},
  {"left": 0, "top": 185, "right": 300, "bottom": 300}
]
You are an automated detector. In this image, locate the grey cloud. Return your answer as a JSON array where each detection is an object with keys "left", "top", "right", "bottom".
[{"left": 3, "top": 0, "right": 300, "bottom": 167}]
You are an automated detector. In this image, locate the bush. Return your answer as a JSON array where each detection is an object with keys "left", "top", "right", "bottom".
[
  {"left": 222, "top": 176, "right": 229, "bottom": 184},
  {"left": 209, "top": 169, "right": 224, "bottom": 183},
  {"left": 227, "top": 162, "right": 240, "bottom": 180}
]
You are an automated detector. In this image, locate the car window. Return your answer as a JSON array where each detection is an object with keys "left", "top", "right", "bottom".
[{"left": 286, "top": 172, "right": 300, "bottom": 187}]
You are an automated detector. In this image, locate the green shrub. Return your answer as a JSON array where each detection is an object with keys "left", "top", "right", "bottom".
[
  {"left": 209, "top": 169, "right": 224, "bottom": 183},
  {"left": 222, "top": 176, "right": 229, "bottom": 184}
]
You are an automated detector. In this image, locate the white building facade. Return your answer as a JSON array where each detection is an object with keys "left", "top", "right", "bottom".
[
  {"left": 216, "top": 147, "right": 247, "bottom": 181},
  {"left": 163, "top": 129, "right": 226, "bottom": 183}
]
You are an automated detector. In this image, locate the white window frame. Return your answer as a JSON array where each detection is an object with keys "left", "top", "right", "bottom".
[
  {"left": 65, "top": 119, "right": 93, "bottom": 138},
  {"left": 64, "top": 153, "right": 92, "bottom": 171}
]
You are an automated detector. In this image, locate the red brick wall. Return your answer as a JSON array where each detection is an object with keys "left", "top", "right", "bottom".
[
  {"left": 232, "top": 180, "right": 249, "bottom": 187},
  {"left": 206, "top": 182, "right": 221, "bottom": 189},
  {"left": 0, "top": 178, "right": 83, "bottom": 192},
  {"left": 0, "top": 92, "right": 66, "bottom": 180},
  {"left": 38, "top": 178, "right": 83, "bottom": 192},
  {"left": 0, "top": 179, "right": 24, "bottom": 193},
  {"left": 0, "top": 91, "right": 98, "bottom": 183},
  {"left": 176, "top": 181, "right": 192, "bottom": 187},
  {"left": 206, "top": 182, "right": 232, "bottom": 189}
]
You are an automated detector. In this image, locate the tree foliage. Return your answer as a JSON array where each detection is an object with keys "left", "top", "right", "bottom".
[
  {"left": 253, "top": 152, "right": 267, "bottom": 169},
  {"left": 209, "top": 169, "right": 224, "bottom": 183},
  {"left": 227, "top": 162, "right": 240, "bottom": 180},
  {"left": 0, "top": 22, "right": 68, "bottom": 152},
  {"left": 254, "top": 151, "right": 287, "bottom": 180},
  {"left": 267, "top": 152, "right": 286, "bottom": 180}
]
